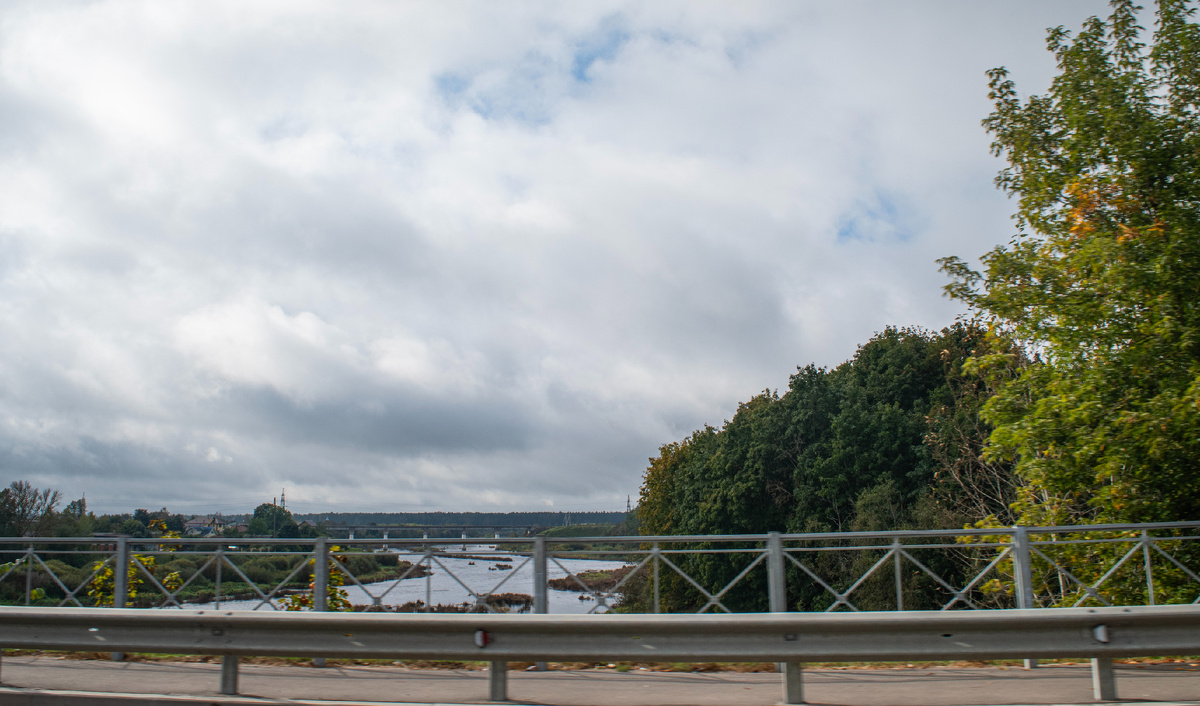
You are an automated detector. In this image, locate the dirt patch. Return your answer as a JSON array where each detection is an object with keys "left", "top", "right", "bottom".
[
  {"left": 437, "top": 554, "right": 514, "bottom": 562},
  {"left": 548, "top": 565, "right": 637, "bottom": 592},
  {"left": 352, "top": 592, "right": 533, "bottom": 613}
]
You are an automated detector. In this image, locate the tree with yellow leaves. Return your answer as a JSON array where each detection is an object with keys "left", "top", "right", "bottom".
[{"left": 940, "top": 0, "right": 1200, "bottom": 526}]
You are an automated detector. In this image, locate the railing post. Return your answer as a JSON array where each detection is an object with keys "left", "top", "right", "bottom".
[
  {"left": 111, "top": 537, "right": 130, "bottom": 663},
  {"left": 1091, "top": 657, "right": 1116, "bottom": 700},
  {"left": 533, "top": 537, "right": 547, "bottom": 614},
  {"left": 313, "top": 538, "right": 328, "bottom": 668},
  {"left": 220, "top": 655, "right": 239, "bottom": 695},
  {"left": 768, "top": 532, "right": 802, "bottom": 704},
  {"left": 424, "top": 545, "right": 432, "bottom": 612},
  {"left": 214, "top": 544, "right": 223, "bottom": 609},
  {"left": 533, "top": 536, "right": 548, "bottom": 671},
  {"left": 652, "top": 542, "right": 660, "bottom": 614},
  {"left": 1141, "top": 530, "right": 1155, "bottom": 606},
  {"left": 768, "top": 532, "right": 786, "bottom": 612},
  {"left": 488, "top": 661, "right": 508, "bottom": 701},
  {"left": 24, "top": 546, "right": 33, "bottom": 606},
  {"left": 1011, "top": 525, "right": 1037, "bottom": 670},
  {"left": 113, "top": 537, "right": 129, "bottom": 609},
  {"left": 1011, "top": 526, "right": 1034, "bottom": 610},
  {"left": 314, "top": 538, "right": 329, "bottom": 611},
  {"left": 892, "top": 538, "right": 903, "bottom": 611}
]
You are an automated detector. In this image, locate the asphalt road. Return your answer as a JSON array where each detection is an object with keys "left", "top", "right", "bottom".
[{"left": 0, "top": 655, "right": 1198, "bottom": 705}]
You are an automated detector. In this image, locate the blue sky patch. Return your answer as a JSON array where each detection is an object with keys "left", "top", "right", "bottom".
[
  {"left": 836, "top": 191, "right": 919, "bottom": 244},
  {"left": 571, "top": 16, "right": 630, "bottom": 83}
]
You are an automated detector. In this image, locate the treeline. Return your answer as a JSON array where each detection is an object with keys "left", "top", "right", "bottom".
[
  {"left": 631, "top": 324, "right": 1023, "bottom": 612},
  {"left": 0, "top": 482, "right": 194, "bottom": 539},
  {"left": 640, "top": 324, "right": 1015, "bottom": 539},
  {"left": 295, "top": 512, "right": 628, "bottom": 527}
]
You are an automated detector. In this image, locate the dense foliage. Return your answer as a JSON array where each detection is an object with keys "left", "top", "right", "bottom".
[
  {"left": 636, "top": 325, "right": 1014, "bottom": 611},
  {"left": 940, "top": 0, "right": 1200, "bottom": 526},
  {"left": 641, "top": 325, "right": 1005, "bottom": 539}
]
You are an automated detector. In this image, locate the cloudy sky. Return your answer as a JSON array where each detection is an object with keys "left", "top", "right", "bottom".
[{"left": 0, "top": 1, "right": 1110, "bottom": 515}]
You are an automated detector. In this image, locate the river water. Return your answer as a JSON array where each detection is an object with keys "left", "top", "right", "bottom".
[{"left": 183, "top": 545, "right": 632, "bottom": 614}]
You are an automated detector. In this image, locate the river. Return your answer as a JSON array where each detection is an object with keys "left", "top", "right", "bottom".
[{"left": 182, "top": 545, "right": 633, "bottom": 614}]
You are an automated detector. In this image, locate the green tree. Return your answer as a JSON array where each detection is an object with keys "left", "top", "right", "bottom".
[
  {"left": 636, "top": 325, "right": 995, "bottom": 611},
  {"left": 0, "top": 481, "right": 62, "bottom": 537},
  {"left": 939, "top": 0, "right": 1200, "bottom": 525},
  {"left": 119, "top": 518, "right": 149, "bottom": 537},
  {"left": 249, "top": 503, "right": 297, "bottom": 538}
]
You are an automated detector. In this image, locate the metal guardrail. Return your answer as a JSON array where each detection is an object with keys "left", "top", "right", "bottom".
[
  {"left": 2, "top": 604, "right": 1198, "bottom": 702},
  {"left": 2, "top": 522, "right": 1199, "bottom": 702}
]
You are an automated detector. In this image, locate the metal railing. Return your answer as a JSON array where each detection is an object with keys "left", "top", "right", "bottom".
[
  {"left": 2, "top": 521, "right": 1200, "bottom": 703},
  {"left": 2, "top": 604, "right": 1198, "bottom": 702},
  {"left": 2, "top": 521, "right": 1199, "bottom": 615}
]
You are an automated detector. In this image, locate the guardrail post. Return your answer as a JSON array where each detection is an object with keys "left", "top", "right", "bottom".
[
  {"left": 533, "top": 536, "right": 548, "bottom": 671},
  {"left": 768, "top": 532, "right": 802, "bottom": 704},
  {"left": 111, "top": 537, "right": 129, "bottom": 663},
  {"left": 488, "top": 661, "right": 508, "bottom": 701},
  {"left": 1091, "top": 657, "right": 1116, "bottom": 700},
  {"left": 1011, "top": 525, "right": 1037, "bottom": 670},
  {"left": 220, "top": 655, "right": 239, "bottom": 695},
  {"left": 313, "top": 538, "right": 328, "bottom": 668}
]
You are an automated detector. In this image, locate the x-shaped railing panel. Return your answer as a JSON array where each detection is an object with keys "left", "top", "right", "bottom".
[
  {"left": 134, "top": 552, "right": 223, "bottom": 609},
  {"left": 781, "top": 542, "right": 1011, "bottom": 612},
  {"left": 423, "top": 553, "right": 533, "bottom": 613},
  {"left": 551, "top": 553, "right": 653, "bottom": 614},
  {"left": 1026, "top": 534, "right": 1200, "bottom": 608},
  {"left": 1, "top": 549, "right": 114, "bottom": 607},
  {"left": 331, "top": 551, "right": 430, "bottom": 608},
  {"left": 32, "top": 553, "right": 104, "bottom": 608},
  {"left": 653, "top": 550, "right": 768, "bottom": 614}
]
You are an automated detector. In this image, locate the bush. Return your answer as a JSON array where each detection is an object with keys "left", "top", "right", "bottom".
[
  {"left": 239, "top": 557, "right": 290, "bottom": 585},
  {"left": 342, "top": 553, "right": 379, "bottom": 577},
  {"left": 157, "top": 558, "right": 198, "bottom": 580}
]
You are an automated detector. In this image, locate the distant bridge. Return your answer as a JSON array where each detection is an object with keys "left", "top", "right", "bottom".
[{"left": 321, "top": 524, "right": 543, "bottom": 539}]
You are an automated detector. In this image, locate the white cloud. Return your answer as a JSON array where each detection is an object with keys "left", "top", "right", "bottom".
[{"left": 0, "top": 0, "right": 1110, "bottom": 513}]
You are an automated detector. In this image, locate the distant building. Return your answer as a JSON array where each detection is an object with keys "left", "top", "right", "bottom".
[{"left": 183, "top": 516, "right": 226, "bottom": 536}]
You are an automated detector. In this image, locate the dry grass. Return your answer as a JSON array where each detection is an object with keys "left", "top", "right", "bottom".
[{"left": 7, "top": 650, "right": 1198, "bottom": 671}]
